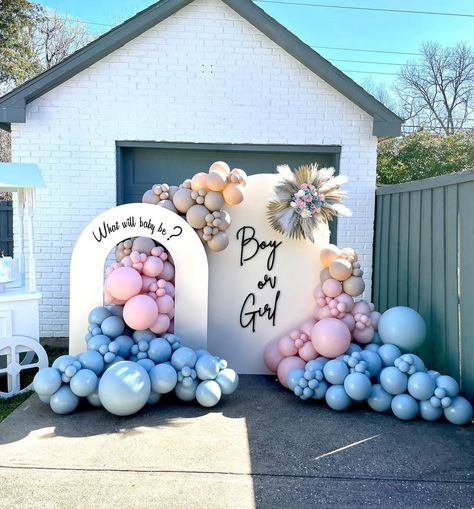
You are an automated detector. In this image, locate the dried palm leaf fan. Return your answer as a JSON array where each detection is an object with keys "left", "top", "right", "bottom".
[{"left": 267, "top": 164, "right": 351, "bottom": 242}]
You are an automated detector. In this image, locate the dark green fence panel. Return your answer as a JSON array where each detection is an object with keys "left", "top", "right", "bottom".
[
  {"left": 0, "top": 200, "right": 13, "bottom": 257},
  {"left": 374, "top": 170, "right": 474, "bottom": 401}
]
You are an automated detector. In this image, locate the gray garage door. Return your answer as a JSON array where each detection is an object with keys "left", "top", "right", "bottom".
[{"left": 117, "top": 142, "right": 340, "bottom": 239}]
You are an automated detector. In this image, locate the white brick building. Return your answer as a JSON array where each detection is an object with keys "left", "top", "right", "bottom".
[{"left": 0, "top": 0, "right": 401, "bottom": 337}]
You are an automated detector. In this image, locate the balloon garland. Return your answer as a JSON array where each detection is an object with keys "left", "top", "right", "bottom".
[
  {"left": 142, "top": 161, "right": 247, "bottom": 252},
  {"left": 264, "top": 243, "right": 473, "bottom": 426}
]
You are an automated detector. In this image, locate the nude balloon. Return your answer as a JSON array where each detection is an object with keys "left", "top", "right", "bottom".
[
  {"left": 204, "top": 191, "right": 225, "bottom": 211},
  {"left": 186, "top": 204, "right": 209, "bottom": 229},
  {"left": 191, "top": 172, "right": 208, "bottom": 191},
  {"left": 343, "top": 276, "right": 365, "bottom": 297},
  {"left": 223, "top": 183, "right": 245, "bottom": 205},
  {"left": 277, "top": 356, "right": 306, "bottom": 388},
  {"left": 207, "top": 232, "right": 229, "bottom": 252},
  {"left": 106, "top": 267, "right": 142, "bottom": 301},
  {"left": 311, "top": 318, "right": 351, "bottom": 358},
  {"left": 172, "top": 188, "right": 194, "bottom": 213},
  {"left": 329, "top": 258, "right": 352, "bottom": 281},
  {"left": 320, "top": 245, "right": 341, "bottom": 267},
  {"left": 207, "top": 171, "right": 227, "bottom": 191},
  {"left": 123, "top": 294, "right": 159, "bottom": 330},
  {"left": 209, "top": 161, "right": 230, "bottom": 176},
  {"left": 263, "top": 339, "right": 284, "bottom": 373},
  {"left": 150, "top": 314, "right": 171, "bottom": 334}
]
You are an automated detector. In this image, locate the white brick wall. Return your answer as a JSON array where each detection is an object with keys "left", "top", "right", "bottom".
[{"left": 10, "top": 0, "right": 378, "bottom": 337}]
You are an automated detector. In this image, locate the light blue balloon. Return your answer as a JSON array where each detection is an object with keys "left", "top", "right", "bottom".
[
  {"left": 371, "top": 332, "right": 382, "bottom": 345},
  {"left": 344, "top": 372, "right": 372, "bottom": 401},
  {"left": 133, "top": 330, "right": 156, "bottom": 342},
  {"left": 436, "top": 375, "right": 459, "bottom": 398},
  {"left": 78, "top": 350, "right": 105, "bottom": 375},
  {"left": 88, "top": 306, "right": 112, "bottom": 325},
  {"left": 360, "top": 350, "right": 383, "bottom": 377},
  {"left": 312, "top": 380, "right": 328, "bottom": 399},
  {"left": 378, "top": 306, "right": 426, "bottom": 351},
  {"left": 86, "top": 388, "right": 102, "bottom": 407},
  {"left": 107, "top": 304, "right": 124, "bottom": 318},
  {"left": 196, "top": 380, "right": 222, "bottom": 407},
  {"left": 147, "top": 390, "right": 162, "bottom": 405},
  {"left": 70, "top": 369, "right": 98, "bottom": 397},
  {"left": 100, "top": 316, "right": 125, "bottom": 339},
  {"left": 175, "top": 379, "right": 199, "bottom": 401},
  {"left": 367, "top": 384, "right": 392, "bottom": 412},
  {"left": 33, "top": 367, "right": 62, "bottom": 396},
  {"left": 137, "top": 359, "right": 155, "bottom": 372},
  {"left": 162, "top": 333, "right": 181, "bottom": 345},
  {"left": 171, "top": 347, "right": 197, "bottom": 370},
  {"left": 149, "top": 363, "right": 178, "bottom": 394},
  {"left": 443, "top": 396, "right": 473, "bottom": 425},
  {"left": 287, "top": 368, "right": 305, "bottom": 391},
  {"left": 428, "top": 370, "right": 441, "bottom": 381},
  {"left": 378, "top": 344, "right": 402, "bottom": 367},
  {"left": 37, "top": 393, "right": 51, "bottom": 404},
  {"left": 325, "top": 385, "right": 351, "bottom": 411},
  {"left": 147, "top": 338, "right": 172, "bottom": 364},
  {"left": 323, "top": 359, "right": 349, "bottom": 385},
  {"left": 98, "top": 361, "right": 151, "bottom": 416},
  {"left": 113, "top": 335, "right": 134, "bottom": 358},
  {"left": 365, "top": 343, "right": 380, "bottom": 352},
  {"left": 49, "top": 386, "right": 79, "bottom": 414},
  {"left": 419, "top": 400, "right": 443, "bottom": 421},
  {"left": 346, "top": 343, "right": 362, "bottom": 354},
  {"left": 391, "top": 394, "right": 419, "bottom": 420},
  {"left": 407, "top": 372, "right": 436, "bottom": 401},
  {"left": 52, "top": 355, "right": 76, "bottom": 372},
  {"left": 196, "top": 355, "right": 220, "bottom": 381},
  {"left": 408, "top": 354, "right": 426, "bottom": 373},
  {"left": 215, "top": 368, "right": 239, "bottom": 395},
  {"left": 306, "top": 357, "right": 329, "bottom": 372},
  {"left": 87, "top": 335, "right": 111, "bottom": 352},
  {"left": 195, "top": 349, "right": 210, "bottom": 359},
  {"left": 380, "top": 367, "right": 408, "bottom": 395}
]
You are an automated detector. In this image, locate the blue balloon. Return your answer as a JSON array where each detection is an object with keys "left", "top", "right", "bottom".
[
  {"left": 195, "top": 355, "right": 220, "bottom": 381},
  {"left": 407, "top": 372, "right": 435, "bottom": 400},
  {"left": 162, "top": 333, "right": 181, "bottom": 345},
  {"left": 215, "top": 368, "right": 239, "bottom": 395},
  {"left": 78, "top": 350, "right": 105, "bottom": 375},
  {"left": 346, "top": 343, "right": 362, "bottom": 354},
  {"left": 137, "top": 358, "right": 155, "bottom": 372},
  {"left": 196, "top": 380, "right": 221, "bottom": 407},
  {"left": 419, "top": 400, "right": 443, "bottom": 421},
  {"left": 88, "top": 306, "right": 112, "bottom": 325},
  {"left": 380, "top": 367, "right": 408, "bottom": 395},
  {"left": 113, "top": 335, "right": 134, "bottom": 358},
  {"left": 149, "top": 363, "right": 178, "bottom": 394},
  {"left": 444, "top": 396, "right": 473, "bottom": 425},
  {"left": 147, "top": 338, "right": 172, "bottom": 363},
  {"left": 436, "top": 375, "right": 459, "bottom": 398},
  {"left": 70, "top": 369, "right": 98, "bottom": 397},
  {"left": 306, "top": 357, "right": 329, "bottom": 372},
  {"left": 378, "top": 306, "right": 426, "bottom": 351},
  {"left": 33, "top": 367, "right": 62, "bottom": 396},
  {"left": 52, "top": 355, "right": 76, "bottom": 372},
  {"left": 312, "top": 380, "right": 328, "bottom": 399},
  {"left": 98, "top": 361, "right": 151, "bottom": 416},
  {"left": 37, "top": 393, "right": 51, "bottom": 404},
  {"left": 133, "top": 330, "right": 156, "bottom": 342},
  {"left": 391, "top": 394, "right": 419, "bottom": 420},
  {"left": 367, "top": 384, "right": 392, "bottom": 412},
  {"left": 86, "top": 388, "right": 102, "bottom": 407},
  {"left": 107, "top": 304, "right": 124, "bottom": 318},
  {"left": 147, "top": 390, "right": 162, "bottom": 405},
  {"left": 360, "top": 350, "right": 383, "bottom": 377},
  {"left": 100, "top": 316, "right": 125, "bottom": 339},
  {"left": 50, "top": 386, "right": 79, "bottom": 414},
  {"left": 323, "top": 359, "right": 349, "bottom": 385},
  {"left": 195, "top": 349, "right": 210, "bottom": 359},
  {"left": 171, "top": 347, "right": 197, "bottom": 370},
  {"left": 175, "top": 379, "right": 199, "bottom": 401},
  {"left": 344, "top": 372, "right": 372, "bottom": 401},
  {"left": 371, "top": 331, "right": 383, "bottom": 345},
  {"left": 428, "top": 370, "right": 441, "bottom": 381},
  {"left": 364, "top": 343, "right": 380, "bottom": 352},
  {"left": 325, "top": 385, "right": 351, "bottom": 411},
  {"left": 87, "top": 335, "right": 111, "bottom": 352},
  {"left": 377, "top": 344, "right": 402, "bottom": 367},
  {"left": 287, "top": 368, "right": 305, "bottom": 391}
]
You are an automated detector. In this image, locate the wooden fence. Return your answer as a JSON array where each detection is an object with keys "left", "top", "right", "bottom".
[
  {"left": 0, "top": 200, "right": 13, "bottom": 257},
  {"left": 373, "top": 169, "right": 474, "bottom": 401}
]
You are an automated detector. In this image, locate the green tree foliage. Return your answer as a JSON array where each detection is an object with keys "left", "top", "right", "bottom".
[{"left": 377, "top": 130, "right": 474, "bottom": 185}]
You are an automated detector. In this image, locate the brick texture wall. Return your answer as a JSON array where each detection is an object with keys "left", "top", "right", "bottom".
[{"left": 11, "top": 0, "right": 378, "bottom": 337}]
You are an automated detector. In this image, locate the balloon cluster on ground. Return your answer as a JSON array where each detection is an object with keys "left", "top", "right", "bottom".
[
  {"left": 33, "top": 305, "right": 239, "bottom": 416},
  {"left": 142, "top": 161, "right": 247, "bottom": 251},
  {"left": 263, "top": 244, "right": 473, "bottom": 426}
]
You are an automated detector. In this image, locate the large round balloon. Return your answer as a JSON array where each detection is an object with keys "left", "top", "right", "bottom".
[
  {"left": 277, "top": 356, "right": 305, "bottom": 388},
  {"left": 391, "top": 394, "right": 419, "bottom": 420},
  {"left": 70, "top": 369, "right": 99, "bottom": 397},
  {"left": 311, "top": 318, "right": 351, "bottom": 358},
  {"left": 196, "top": 380, "right": 222, "bottom": 407},
  {"left": 33, "top": 367, "right": 62, "bottom": 396},
  {"left": 263, "top": 339, "right": 284, "bottom": 373},
  {"left": 106, "top": 267, "right": 142, "bottom": 301},
  {"left": 378, "top": 306, "right": 426, "bottom": 351},
  {"left": 443, "top": 396, "right": 473, "bottom": 425},
  {"left": 50, "top": 385, "right": 79, "bottom": 415},
  {"left": 98, "top": 361, "right": 151, "bottom": 416},
  {"left": 215, "top": 368, "right": 239, "bottom": 395},
  {"left": 149, "top": 363, "right": 178, "bottom": 394},
  {"left": 123, "top": 294, "right": 159, "bottom": 330}
]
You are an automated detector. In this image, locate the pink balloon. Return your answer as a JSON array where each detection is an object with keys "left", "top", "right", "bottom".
[
  {"left": 278, "top": 336, "right": 297, "bottom": 357},
  {"left": 169, "top": 319, "right": 174, "bottom": 333},
  {"left": 141, "top": 276, "right": 156, "bottom": 292},
  {"left": 353, "top": 325, "right": 375, "bottom": 344},
  {"left": 157, "top": 294, "right": 174, "bottom": 314},
  {"left": 315, "top": 305, "right": 332, "bottom": 320},
  {"left": 322, "top": 278, "right": 343, "bottom": 298},
  {"left": 164, "top": 282, "right": 175, "bottom": 298},
  {"left": 299, "top": 341, "right": 318, "bottom": 361},
  {"left": 352, "top": 300, "right": 371, "bottom": 316},
  {"left": 311, "top": 318, "right": 351, "bottom": 358},
  {"left": 263, "top": 339, "right": 284, "bottom": 373},
  {"left": 301, "top": 319, "right": 316, "bottom": 336},
  {"left": 121, "top": 256, "right": 133, "bottom": 267},
  {"left": 337, "top": 293, "right": 354, "bottom": 312},
  {"left": 142, "top": 256, "right": 164, "bottom": 278},
  {"left": 168, "top": 307, "right": 175, "bottom": 320},
  {"left": 106, "top": 266, "right": 142, "bottom": 301},
  {"left": 150, "top": 313, "right": 171, "bottom": 334},
  {"left": 161, "top": 261, "right": 175, "bottom": 281},
  {"left": 277, "top": 356, "right": 305, "bottom": 388},
  {"left": 371, "top": 311, "right": 381, "bottom": 330},
  {"left": 103, "top": 291, "right": 126, "bottom": 305},
  {"left": 123, "top": 294, "right": 158, "bottom": 330},
  {"left": 341, "top": 313, "right": 355, "bottom": 331}
]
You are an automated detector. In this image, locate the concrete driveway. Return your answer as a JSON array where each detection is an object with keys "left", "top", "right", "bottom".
[{"left": 0, "top": 376, "right": 473, "bottom": 508}]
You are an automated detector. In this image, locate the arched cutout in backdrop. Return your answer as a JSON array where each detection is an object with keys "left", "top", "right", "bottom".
[{"left": 69, "top": 203, "right": 208, "bottom": 355}]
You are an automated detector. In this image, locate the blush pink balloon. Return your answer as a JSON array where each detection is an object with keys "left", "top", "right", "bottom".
[
  {"left": 370, "top": 311, "right": 381, "bottom": 330},
  {"left": 341, "top": 313, "right": 355, "bottom": 331},
  {"left": 161, "top": 261, "right": 175, "bottom": 281},
  {"left": 164, "top": 282, "right": 175, "bottom": 298},
  {"left": 315, "top": 305, "right": 332, "bottom": 320},
  {"left": 150, "top": 313, "right": 171, "bottom": 334},
  {"left": 123, "top": 294, "right": 158, "bottom": 330},
  {"left": 141, "top": 276, "right": 156, "bottom": 293},
  {"left": 263, "top": 339, "right": 284, "bottom": 373},
  {"left": 278, "top": 336, "right": 297, "bottom": 357},
  {"left": 142, "top": 256, "right": 164, "bottom": 278},
  {"left": 103, "top": 291, "right": 126, "bottom": 305},
  {"left": 322, "top": 278, "right": 343, "bottom": 298},
  {"left": 168, "top": 307, "right": 175, "bottom": 320},
  {"left": 299, "top": 341, "right": 318, "bottom": 361},
  {"left": 352, "top": 300, "right": 371, "bottom": 316},
  {"left": 353, "top": 325, "right": 375, "bottom": 344},
  {"left": 277, "top": 356, "right": 306, "bottom": 388},
  {"left": 157, "top": 294, "right": 174, "bottom": 314},
  {"left": 301, "top": 319, "right": 317, "bottom": 336},
  {"left": 337, "top": 293, "right": 354, "bottom": 312},
  {"left": 311, "top": 318, "right": 351, "bottom": 358},
  {"left": 106, "top": 266, "right": 142, "bottom": 301}
]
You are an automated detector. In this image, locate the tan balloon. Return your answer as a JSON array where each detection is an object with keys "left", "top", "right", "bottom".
[
  {"left": 223, "top": 183, "right": 245, "bottom": 205},
  {"left": 218, "top": 210, "right": 231, "bottom": 231},
  {"left": 209, "top": 161, "right": 230, "bottom": 176},
  {"left": 186, "top": 204, "right": 210, "bottom": 229},
  {"left": 158, "top": 199, "right": 178, "bottom": 213},
  {"left": 207, "top": 171, "right": 227, "bottom": 191},
  {"left": 132, "top": 236, "right": 156, "bottom": 255},
  {"left": 168, "top": 185, "right": 179, "bottom": 200},
  {"left": 207, "top": 232, "right": 229, "bottom": 252},
  {"left": 231, "top": 168, "right": 248, "bottom": 185},
  {"left": 172, "top": 188, "right": 194, "bottom": 213},
  {"left": 320, "top": 267, "right": 331, "bottom": 283},
  {"left": 191, "top": 172, "right": 209, "bottom": 191},
  {"left": 204, "top": 191, "right": 225, "bottom": 211},
  {"left": 142, "top": 189, "right": 160, "bottom": 204},
  {"left": 342, "top": 276, "right": 365, "bottom": 297},
  {"left": 320, "top": 244, "right": 342, "bottom": 267},
  {"left": 329, "top": 258, "right": 353, "bottom": 281}
]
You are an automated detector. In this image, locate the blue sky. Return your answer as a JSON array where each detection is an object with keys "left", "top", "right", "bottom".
[{"left": 37, "top": 0, "right": 474, "bottom": 89}]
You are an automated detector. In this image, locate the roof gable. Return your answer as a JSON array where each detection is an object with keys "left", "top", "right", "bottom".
[{"left": 0, "top": 0, "right": 402, "bottom": 136}]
